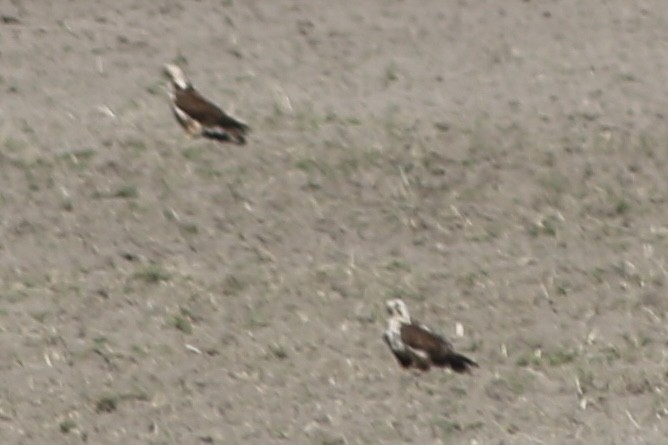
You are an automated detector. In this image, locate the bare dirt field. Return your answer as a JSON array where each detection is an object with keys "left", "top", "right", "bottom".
[{"left": 2, "top": 0, "right": 668, "bottom": 443}]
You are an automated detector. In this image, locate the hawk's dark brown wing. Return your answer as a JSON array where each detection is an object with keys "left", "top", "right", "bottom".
[
  {"left": 400, "top": 322, "right": 452, "bottom": 355},
  {"left": 174, "top": 87, "right": 249, "bottom": 144},
  {"left": 401, "top": 322, "right": 478, "bottom": 373}
]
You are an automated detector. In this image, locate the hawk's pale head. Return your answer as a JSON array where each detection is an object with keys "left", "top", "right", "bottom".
[
  {"left": 385, "top": 298, "right": 411, "bottom": 323},
  {"left": 164, "top": 63, "right": 190, "bottom": 90}
]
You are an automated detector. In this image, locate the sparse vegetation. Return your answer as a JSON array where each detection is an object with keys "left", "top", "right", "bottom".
[
  {"left": 2, "top": 2, "right": 668, "bottom": 444},
  {"left": 145, "top": 82, "right": 163, "bottom": 95},
  {"left": 122, "top": 138, "right": 146, "bottom": 151},
  {"left": 529, "top": 215, "right": 559, "bottom": 237},
  {"left": 95, "top": 391, "right": 149, "bottom": 414},
  {"left": 93, "top": 336, "right": 108, "bottom": 346},
  {"left": 133, "top": 265, "right": 171, "bottom": 283},
  {"left": 95, "top": 395, "right": 119, "bottom": 413},
  {"left": 113, "top": 185, "right": 139, "bottom": 198},
  {"left": 615, "top": 199, "right": 630, "bottom": 215},
  {"left": 93, "top": 184, "right": 139, "bottom": 199},
  {"left": 56, "top": 149, "right": 97, "bottom": 172},
  {"left": 247, "top": 311, "right": 269, "bottom": 329},
  {"left": 59, "top": 419, "right": 77, "bottom": 433},
  {"left": 178, "top": 222, "right": 199, "bottom": 235},
  {"left": 543, "top": 348, "right": 578, "bottom": 366},
  {"left": 383, "top": 62, "right": 400, "bottom": 86},
  {"left": 172, "top": 315, "right": 193, "bottom": 334},
  {"left": 269, "top": 343, "right": 288, "bottom": 359},
  {"left": 4, "top": 137, "right": 26, "bottom": 152},
  {"left": 433, "top": 418, "right": 461, "bottom": 440}
]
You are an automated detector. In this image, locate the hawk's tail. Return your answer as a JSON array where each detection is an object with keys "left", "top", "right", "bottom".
[
  {"left": 436, "top": 352, "right": 479, "bottom": 373},
  {"left": 202, "top": 126, "right": 247, "bottom": 145}
]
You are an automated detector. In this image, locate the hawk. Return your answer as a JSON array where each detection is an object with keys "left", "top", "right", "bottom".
[
  {"left": 164, "top": 64, "right": 249, "bottom": 144},
  {"left": 383, "top": 299, "right": 478, "bottom": 373}
]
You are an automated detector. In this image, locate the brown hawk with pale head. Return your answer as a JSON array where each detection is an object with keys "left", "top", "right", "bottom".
[
  {"left": 164, "top": 64, "right": 249, "bottom": 144},
  {"left": 383, "top": 299, "right": 478, "bottom": 373}
]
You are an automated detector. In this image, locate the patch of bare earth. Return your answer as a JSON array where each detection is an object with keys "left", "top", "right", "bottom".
[{"left": 1, "top": 0, "right": 668, "bottom": 443}]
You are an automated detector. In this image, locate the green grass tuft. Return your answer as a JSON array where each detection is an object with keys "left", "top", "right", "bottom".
[
  {"left": 172, "top": 315, "right": 193, "bottom": 334},
  {"left": 133, "top": 265, "right": 170, "bottom": 284},
  {"left": 59, "top": 420, "right": 77, "bottom": 433},
  {"left": 95, "top": 395, "right": 118, "bottom": 413}
]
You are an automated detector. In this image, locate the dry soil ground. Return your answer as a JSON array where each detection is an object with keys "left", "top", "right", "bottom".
[{"left": 2, "top": 0, "right": 668, "bottom": 443}]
